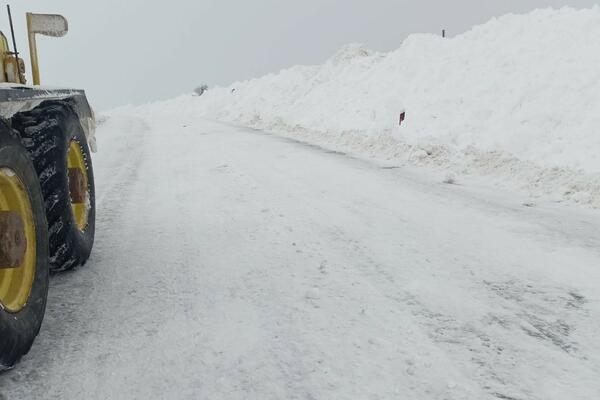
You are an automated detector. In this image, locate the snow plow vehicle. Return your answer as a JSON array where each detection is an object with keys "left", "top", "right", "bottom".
[{"left": 0, "top": 10, "right": 96, "bottom": 370}]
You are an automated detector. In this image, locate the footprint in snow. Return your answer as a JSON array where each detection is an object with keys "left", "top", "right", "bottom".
[
  {"left": 442, "top": 173, "right": 458, "bottom": 185},
  {"left": 305, "top": 288, "right": 320, "bottom": 300}
]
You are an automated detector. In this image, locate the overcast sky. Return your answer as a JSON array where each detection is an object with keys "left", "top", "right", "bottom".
[{"left": 7, "top": 0, "right": 600, "bottom": 110}]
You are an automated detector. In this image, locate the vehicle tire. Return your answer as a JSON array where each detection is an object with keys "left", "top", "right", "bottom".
[
  {"left": 0, "top": 124, "right": 49, "bottom": 371},
  {"left": 13, "top": 101, "right": 96, "bottom": 272}
]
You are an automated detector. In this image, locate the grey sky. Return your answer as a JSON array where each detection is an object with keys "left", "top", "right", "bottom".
[{"left": 7, "top": 0, "right": 600, "bottom": 110}]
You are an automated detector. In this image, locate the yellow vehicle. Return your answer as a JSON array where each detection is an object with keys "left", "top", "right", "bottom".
[{"left": 0, "top": 9, "right": 96, "bottom": 370}]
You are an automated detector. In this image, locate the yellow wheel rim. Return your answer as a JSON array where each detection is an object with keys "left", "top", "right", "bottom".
[
  {"left": 0, "top": 168, "right": 36, "bottom": 313},
  {"left": 67, "top": 140, "right": 89, "bottom": 231}
]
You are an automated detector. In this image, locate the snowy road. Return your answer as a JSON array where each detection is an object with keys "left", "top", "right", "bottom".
[{"left": 1, "top": 109, "right": 600, "bottom": 400}]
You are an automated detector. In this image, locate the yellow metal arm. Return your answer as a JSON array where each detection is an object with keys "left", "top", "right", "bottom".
[
  {"left": 26, "top": 12, "right": 69, "bottom": 85},
  {"left": 26, "top": 14, "right": 39, "bottom": 85}
]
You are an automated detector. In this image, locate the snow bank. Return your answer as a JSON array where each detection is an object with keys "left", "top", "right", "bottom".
[{"left": 183, "top": 7, "right": 600, "bottom": 207}]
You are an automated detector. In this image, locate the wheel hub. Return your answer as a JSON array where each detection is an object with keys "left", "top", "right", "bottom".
[
  {"left": 0, "top": 167, "right": 36, "bottom": 313},
  {"left": 0, "top": 210, "right": 27, "bottom": 269},
  {"left": 68, "top": 168, "right": 86, "bottom": 204}
]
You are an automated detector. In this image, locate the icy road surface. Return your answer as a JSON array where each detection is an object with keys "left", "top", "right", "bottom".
[{"left": 1, "top": 112, "right": 600, "bottom": 400}]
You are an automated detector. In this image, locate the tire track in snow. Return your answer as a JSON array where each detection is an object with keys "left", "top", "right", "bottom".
[{"left": 2, "top": 114, "right": 600, "bottom": 400}]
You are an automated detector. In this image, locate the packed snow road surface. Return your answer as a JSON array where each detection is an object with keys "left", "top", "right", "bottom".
[{"left": 1, "top": 110, "right": 599, "bottom": 400}]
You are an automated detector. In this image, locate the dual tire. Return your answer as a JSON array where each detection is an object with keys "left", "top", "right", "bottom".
[{"left": 0, "top": 101, "right": 95, "bottom": 370}]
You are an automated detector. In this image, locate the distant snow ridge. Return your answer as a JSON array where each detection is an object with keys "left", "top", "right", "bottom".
[
  {"left": 328, "top": 43, "right": 374, "bottom": 65},
  {"left": 191, "top": 7, "right": 600, "bottom": 207}
]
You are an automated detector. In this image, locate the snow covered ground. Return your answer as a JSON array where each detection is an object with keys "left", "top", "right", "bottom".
[
  {"left": 1, "top": 7, "right": 600, "bottom": 400},
  {"left": 0, "top": 104, "right": 599, "bottom": 399},
  {"left": 189, "top": 7, "right": 600, "bottom": 208}
]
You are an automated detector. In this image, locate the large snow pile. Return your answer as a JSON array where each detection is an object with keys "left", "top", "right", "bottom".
[{"left": 183, "top": 7, "right": 600, "bottom": 206}]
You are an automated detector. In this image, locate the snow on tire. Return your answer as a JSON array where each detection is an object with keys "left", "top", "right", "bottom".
[{"left": 13, "top": 101, "right": 96, "bottom": 272}]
